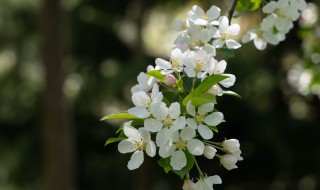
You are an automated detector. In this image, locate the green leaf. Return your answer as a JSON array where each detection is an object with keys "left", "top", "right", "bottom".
[
  {"left": 190, "top": 93, "right": 216, "bottom": 107},
  {"left": 223, "top": 90, "right": 242, "bottom": 98},
  {"left": 217, "top": 48, "right": 234, "bottom": 58},
  {"left": 250, "top": 0, "right": 262, "bottom": 11},
  {"left": 183, "top": 74, "right": 229, "bottom": 106},
  {"left": 100, "top": 112, "right": 138, "bottom": 121},
  {"left": 208, "top": 125, "right": 219, "bottom": 133},
  {"left": 157, "top": 158, "right": 172, "bottom": 174},
  {"left": 236, "top": 0, "right": 262, "bottom": 12},
  {"left": 131, "top": 119, "right": 144, "bottom": 127},
  {"left": 104, "top": 137, "right": 125, "bottom": 146},
  {"left": 146, "top": 70, "right": 166, "bottom": 83},
  {"left": 173, "top": 150, "right": 195, "bottom": 179}
]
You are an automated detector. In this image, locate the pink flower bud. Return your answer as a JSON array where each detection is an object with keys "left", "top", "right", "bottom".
[
  {"left": 182, "top": 179, "right": 195, "bottom": 190},
  {"left": 165, "top": 74, "right": 176, "bottom": 86}
]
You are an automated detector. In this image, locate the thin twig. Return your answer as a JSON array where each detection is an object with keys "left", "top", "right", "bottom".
[{"left": 228, "top": 0, "right": 239, "bottom": 24}]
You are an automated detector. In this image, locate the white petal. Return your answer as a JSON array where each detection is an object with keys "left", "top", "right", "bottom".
[
  {"left": 180, "top": 127, "right": 196, "bottom": 141},
  {"left": 159, "top": 143, "right": 175, "bottom": 158},
  {"left": 169, "top": 102, "right": 181, "bottom": 119},
  {"left": 171, "top": 48, "right": 182, "bottom": 59},
  {"left": 254, "top": 38, "right": 267, "bottom": 50},
  {"left": 132, "top": 92, "right": 150, "bottom": 107},
  {"left": 203, "top": 146, "right": 217, "bottom": 159},
  {"left": 204, "top": 112, "right": 224, "bottom": 126},
  {"left": 198, "top": 124, "right": 214, "bottom": 140},
  {"left": 241, "top": 30, "right": 257, "bottom": 43},
  {"left": 207, "top": 175, "right": 222, "bottom": 185},
  {"left": 128, "top": 107, "right": 150, "bottom": 119},
  {"left": 170, "top": 116, "right": 186, "bottom": 132},
  {"left": 212, "top": 39, "right": 224, "bottom": 48},
  {"left": 186, "top": 118, "right": 197, "bottom": 129},
  {"left": 144, "top": 118, "right": 163, "bottom": 132},
  {"left": 139, "top": 128, "right": 150, "bottom": 142},
  {"left": 198, "top": 103, "right": 214, "bottom": 115},
  {"left": 170, "top": 150, "right": 187, "bottom": 170},
  {"left": 262, "top": 1, "right": 277, "bottom": 13},
  {"left": 151, "top": 102, "right": 168, "bottom": 121},
  {"left": 226, "top": 39, "right": 241, "bottom": 49},
  {"left": 118, "top": 139, "right": 136, "bottom": 153},
  {"left": 151, "top": 84, "right": 163, "bottom": 102},
  {"left": 214, "top": 60, "right": 227, "bottom": 74},
  {"left": 156, "top": 128, "right": 170, "bottom": 147},
  {"left": 128, "top": 151, "right": 144, "bottom": 170},
  {"left": 186, "top": 139, "right": 205, "bottom": 156},
  {"left": 186, "top": 101, "right": 196, "bottom": 116},
  {"left": 146, "top": 141, "right": 156, "bottom": 157},
  {"left": 206, "top": 5, "right": 220, "bottom": 21},
  {"left": 155, "top": 58, "right": 172, "bottom": 70},
  {"left": 220, "top": 74, "right": 236, "bottom": 88},
  {"left": 124, "top": 125, "right": 141, "bottom": 140},
  {"left": 218, "top": 16, "right": 229, "bottom": 33},
  {"left": 228, "top": 24, "right": 240, "bottom": 36}
]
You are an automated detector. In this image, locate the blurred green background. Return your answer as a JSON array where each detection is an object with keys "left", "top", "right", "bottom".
[{"left": 0, "top": 0, "right": 319, "bottom": 190}]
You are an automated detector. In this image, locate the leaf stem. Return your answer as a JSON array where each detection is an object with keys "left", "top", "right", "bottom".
[
  {"left": 228, "top": 0, "right": 239, "bottom": 24},
  {"left": 191, "top": 77, "right": 197, "bottom": 92},
  {"left": 193, "top": 155, "right": 203, "bottom": 177}
]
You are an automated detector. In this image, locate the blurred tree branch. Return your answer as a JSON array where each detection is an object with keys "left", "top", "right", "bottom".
[{"left": 41, "top": 0, "right": 75, "bottom": 189}]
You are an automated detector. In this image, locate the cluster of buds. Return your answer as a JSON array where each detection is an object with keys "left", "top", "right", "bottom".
[{"left": 104, "top": 4, "right": 245, "bottom": 189}]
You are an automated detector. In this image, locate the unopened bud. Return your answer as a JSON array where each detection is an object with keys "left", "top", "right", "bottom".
[
  {"left": 165, "top": 74, "right": 176, "bottom": 86},
  {"left": 182, "top": 179, "right": 195, "bottom": 190},
  {"left": 203, "top": 146, "right": 217, "bottom": 159}
]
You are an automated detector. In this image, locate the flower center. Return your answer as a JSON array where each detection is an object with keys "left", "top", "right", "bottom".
[
  {"left": 133, "top": 140, "right": 145, "bottom": 150},
  {"left": 200, "top": 14, "right": 208, "bottom": 20},
  {"left": 163, "top": 117, "right": 173, "bottom": 127},
  {"left": 220, "top": 32, "right": 228, "bottom": 41},
  {"left": 175, "top": 140, "right": 186, "bottom": 150},
  {"left": 194, "top": 60, "right": 204, "bottom": 72},
  {"left": 171, "top": 59, "right": 179, "bottom": 69},
  {"left": 195, "top": 114, "right": 205, "bottom": 124}
]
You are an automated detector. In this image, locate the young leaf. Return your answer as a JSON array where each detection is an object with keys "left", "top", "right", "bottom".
[
  {"left": 131, "top": 119, "right": 144, "bottom": 127},
  {"left": 217, "top": 48, "right": 234, "bottom": 58},
  {"left": 100, "top": 112, "right": 138, "bottom": 121},
  {"left": 208, "top": 125, "right": 219, "bottom": 133},
  {"left": 105, "top": 137, "right": 125, "bottom": 146},
  {"left": 190, "top": 93, "right": 216, "bottom": 107},
  {"left": 158, "top": 158, "right": 172, "bottom": 174},
  {"left": 183, "top": 74, "right": 229, "bottom": 106},
  {"left": 146, "top": 70, "right": 166, "bottom": 83}
]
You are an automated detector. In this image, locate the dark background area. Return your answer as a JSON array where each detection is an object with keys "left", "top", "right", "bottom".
[{"left": 0, "top": 0, "right": 319, "bottom": 190}]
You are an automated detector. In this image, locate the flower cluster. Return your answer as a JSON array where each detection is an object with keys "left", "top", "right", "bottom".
[
  {"left": 104, "top": 4, "right": 243, "bottom": 190},
  {"left": 242, "top": 0, "right": 306, "bottom": 50}
]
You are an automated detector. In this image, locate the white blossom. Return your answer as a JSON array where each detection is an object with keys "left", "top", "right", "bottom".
[
  {"left": 184, "top": 49, "right": 214, "bottom": 78},
  {"left": 144, "top": 102, "right": 186, "bottom": 147},
  {"left": 131, "top": 65, "right": 157, "bottom": 93},
  {"left": 118, "top": 122, "right": 156, "bottom": 170},
  {"left": 155, "top": 48, "right": 184, "bottom": 74},
  {"left": 188, "top": 5, "right": 221, "bottom": 26},
  {"left": 186, "top": 101, "right": 224, "bottom": 140},
  {"left": 128, "top": 84, "right": 163, "bottom": 119},
  {"left": 212, "top": 16, "right": 241, "bottom": 49},
  {"left": 159, "top": 129, "right": 205, "bottom": 170}
]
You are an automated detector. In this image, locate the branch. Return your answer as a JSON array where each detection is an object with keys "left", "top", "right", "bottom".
[{"left": 228, "top": 0, "right": 239, "bottom": 24}]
